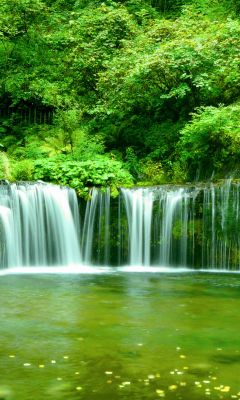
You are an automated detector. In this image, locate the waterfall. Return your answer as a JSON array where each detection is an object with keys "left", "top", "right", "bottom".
[
  {"left": 122, "top": 188, "right": 153, "bottom": 266},
  {"left": 201, "top": 180, "right": 239, "bottom": 269},
  {"left": 0, "top": 183, "right": 81, "bottom": 268},
  {"left": 120, "top": 181, "right": 240, "bottom": 269},
  {"left": 121, "top": 187, "right": 198, "bottom": 267},
  {"left": 159, "top": 188, "right": 186, "bottom": 266},
  {"left": 1, "top": 180, "right": 240, "bottom": 270},
  {"left": 81, "top": 187, "right": 110, "bottom": 265}
]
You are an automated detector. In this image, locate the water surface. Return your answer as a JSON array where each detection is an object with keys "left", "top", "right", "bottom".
[{"left": 0, "top": 272, "right": 240, "bottom": 399}]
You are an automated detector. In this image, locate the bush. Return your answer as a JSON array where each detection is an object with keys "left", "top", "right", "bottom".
[
  {"left": 178, "top": 103, "right": 240, "bottom": 179},
  {"left": 11, "top": 159, "right": 35, "bottom": 181},
  {"left": 137, "top": 160, "right": 166, "bottom": 185},
  {"left": 33, "top": 156, "right": 134, "bottom": 196}
]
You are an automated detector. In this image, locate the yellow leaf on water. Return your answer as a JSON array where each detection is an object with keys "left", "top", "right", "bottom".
[
  {"left": 169, "top": 385, "right": 177, "bottom": 391},
  {"left": 156, "top": 389, "right": 165, "bottom": 397},
  {"left": 148, "top": 374, "right": 155, "bottom": 379},
  {"left": 221, "top": 386, "right": 230, "bottom": 393}
]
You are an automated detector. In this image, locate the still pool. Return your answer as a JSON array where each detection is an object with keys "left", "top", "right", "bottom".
[{"left": 0, "top": 271, "right": 240, "bottom": 400}]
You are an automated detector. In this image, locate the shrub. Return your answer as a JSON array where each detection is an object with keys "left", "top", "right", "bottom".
[
  {"left": 33, "top": 156, "right": 134, "bottom": 196},
  {"left": 178, "top": 103, "right": 240, "bottom": 179},
  {"left": 11, "top": 159, "right": 35, "bottom": 181}
]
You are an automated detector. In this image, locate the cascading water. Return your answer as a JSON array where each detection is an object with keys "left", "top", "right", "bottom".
[
  {"left": 81, "top": 187, "right": 110, "bottom": 265},
  {"left": 121, "top": 187, "right": 199, "bottom": 267},
  {"left": 1, "top": 180, "right": 240, "bottom": 270},
  {"left": 158, "top": 188, "right": 186, "bottom": 266},
  {"left": 119, "top": 181, "right": 240, "bottom": 269},
  {"left": 122, "top": 188, "right": 153, "bottom": 266},
  {"left": 120, "top": 182, "right": 240, "bottom": 269},
  {"left": 0, "top": 182, "right": 81, "bottom": 268}
]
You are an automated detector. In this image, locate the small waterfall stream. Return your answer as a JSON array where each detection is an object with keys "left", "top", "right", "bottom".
[
  {"left": 122, "top": 188, "right": 153, "bottom": 266},
  {"left": 1, "top": 180, "right": 240, "bottom": 270},
  {"left": 0, "top": 182, "right": 81, "bottom": 267}
]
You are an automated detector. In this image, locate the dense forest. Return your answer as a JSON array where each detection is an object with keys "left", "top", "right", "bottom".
[{"left": 0, "top": 0, "right": 240, "bottom": 195}]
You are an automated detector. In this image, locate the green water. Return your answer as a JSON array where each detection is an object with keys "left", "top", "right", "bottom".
[{"left": 0, "top": 272, "right": 240, "bottom": 400}]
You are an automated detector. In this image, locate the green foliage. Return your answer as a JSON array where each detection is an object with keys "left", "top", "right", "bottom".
[
  {"left": 178, "top": 103, "right": 240, "bottom": 179},
  {"left": 0, "top": 0, "right": 140, "bottom": 110},
  {"left": 0, "top": 151, "right": 11, "bottom": 180},
  {"left": 0, "top": 0, "right": 240, "bottom": 189},
  {"left": 2, "top": 110, "right": 104, "bottom": 162},
  {"left": 11, "top": 159, "right": 34, "bottom": 181},
  {"left": 138, "top": 160, "right": 166, "bottom": 185},
  {"left": 188, "top": 0, "right": 240, "bottom": 18},
  {"left": 170, "top": 160, "right": 187, "bottom": 183},
  {"left": 0, "top": 0, "right": 46, "bottom": 39},
  {"left": 125, "top": 147, "right": 140, "bottom": 179},
  {"left": 33, "top": 156, "right": 134, "bottom": 195},
  {"left": 89, "top": 10, "right": 240, "bottom": 180},
  {"left": 96, "top": 13, "right": 240, "bottom": 118}
]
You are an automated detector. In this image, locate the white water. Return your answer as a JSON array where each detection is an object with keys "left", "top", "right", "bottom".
[
  {"left": 1, "top": 180, "right": 240, "bottom": 271},
  {"left": 0, "top": 183, "right": 81, "bottom": 267},
  {"left": 122, "top": 188, "right": 153, "bottom": 266},
  {"left": 122, "top": 187, "right": 197, "bottom": 267},
  {"left": 81, "top": 187, "right": 110, "bottom": 264},
  {"left": 120, "top": 181, "right": 240, "bottom": 269},
  {"left": 159, "top": 188, "right": 186, "bottom": 265},
  {"left": 0, "top": 265, "right": 239, "bottom": 276}
]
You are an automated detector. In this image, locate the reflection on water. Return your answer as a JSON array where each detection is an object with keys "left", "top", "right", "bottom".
[{"left": 0, "top": 273, "right": 240, "bottom": 399}]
